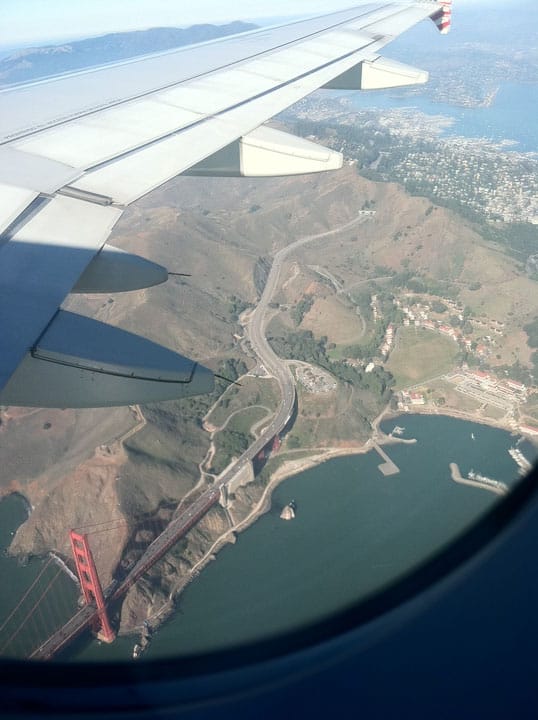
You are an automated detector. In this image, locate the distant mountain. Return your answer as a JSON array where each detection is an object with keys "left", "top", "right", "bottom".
[{"left": 0, "top": 21, "right": 258, "bottom": 86}]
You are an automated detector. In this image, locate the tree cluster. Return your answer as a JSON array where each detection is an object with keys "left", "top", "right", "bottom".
[
  {"left": 211, "top": 429, "right": 251, "bottom": 474},
  {"left": 524, "top": 317, "right": 538, "bottom": 349},
  {"left": 228, "top": 295, "right": 250, "bottom": 321},
  {"left": 269, "top": 330, "right": 394, "bottom": 403},
  {"left": 291, "top": 295, "right": 314, "bottom": 326}
]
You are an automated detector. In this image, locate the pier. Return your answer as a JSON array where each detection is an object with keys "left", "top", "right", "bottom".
[
  {"left": 509, "top": 447, "right": 532, "bottom": 474},
  {"left": 373, "top": 443, "right": 400, "bottom": 476}
]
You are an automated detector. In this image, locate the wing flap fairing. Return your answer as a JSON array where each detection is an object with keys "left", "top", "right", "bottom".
[
  {"left": 323, "top": 56, "right": 428, "bottom": 90},
  {"left": 185, "top": 126, "right": 342, "bottom": 177}
]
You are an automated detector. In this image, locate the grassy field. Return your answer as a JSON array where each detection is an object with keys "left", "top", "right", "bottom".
[
  {"left": 301, "top": 295, "right": 362, "bottom": 346},
  {"left": 522, "top": 398, "right": 538, "bottom": 423},
  {"left": 481, "top": 405, "right": 510, "bottom": 421},
  {"left": 327, "top": 345, "right": 347, "bottom": 360},
  {"left": 427, "top": 379, "right": 483, "bottom": 414},
  {"left": 206, "top": 376, "right": 279, "bottom": 429},
  {"left": 386, "top": 328, "right": 460, "bottom": 389},
  {"left": 284, "top": 381, "right": 372, "bottom": 449},
  {"left": 226, "top": 406, "right": 272, "bottom": 436}
]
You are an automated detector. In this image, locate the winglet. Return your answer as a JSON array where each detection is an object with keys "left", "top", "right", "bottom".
[{"left": 430, "top": 0, "right": 453, "bottom": 34}]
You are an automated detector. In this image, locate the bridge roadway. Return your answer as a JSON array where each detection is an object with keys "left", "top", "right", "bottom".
[
  {"left": 29, "top": 215, "right": 366, "bottom": 660},
  {"left": 29, "top": 605, "right": 96, "bottom": 660}
]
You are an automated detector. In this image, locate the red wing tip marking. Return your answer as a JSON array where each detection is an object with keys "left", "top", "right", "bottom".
[{"left": 431, "top": 1, "right": 452, "bottom": 34}]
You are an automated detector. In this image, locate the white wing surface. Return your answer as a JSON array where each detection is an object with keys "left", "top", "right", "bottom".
[{"left": 0, "top": 1, "right": 450, "bottom": 407}]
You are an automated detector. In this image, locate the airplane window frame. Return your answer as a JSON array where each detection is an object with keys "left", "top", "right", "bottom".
[{"left": 1, "top": 4, "right": 537, "bottom": 716}]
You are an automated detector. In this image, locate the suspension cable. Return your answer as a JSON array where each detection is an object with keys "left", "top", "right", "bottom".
[
  {"left": 0, "top": 567, "right": 62, "bottom": 654},
  {"left": 0, "top": 557, "right": 53, "bottom": 635}
]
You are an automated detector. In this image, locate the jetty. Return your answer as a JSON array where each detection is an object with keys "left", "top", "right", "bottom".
[
  {"left": 449, "top": 463, "right": 508, "bottom": 496},
  {"left": 509, "top": 447, "right": 532, "bottom": 475}
]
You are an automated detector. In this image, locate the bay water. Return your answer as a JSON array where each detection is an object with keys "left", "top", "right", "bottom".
[
  {"left": 72, "top": 414, "right": 537, "bottom": 663},
  {"left": 1, "top": 415, "right": 535, "bottom": 662},
  {"left": 349, "top": 82, "right": 538, "bottom": 153},
  {"left": 0, "top": 494, "right": 78, "bottom": 659}
]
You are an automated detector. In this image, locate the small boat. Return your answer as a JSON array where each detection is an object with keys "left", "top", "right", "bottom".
[
  {"left": 471, "top": 433, "right": 475, "bottom": 440},
  {"left": 132, "top": 643, "right": 142, "bottom": 659}
]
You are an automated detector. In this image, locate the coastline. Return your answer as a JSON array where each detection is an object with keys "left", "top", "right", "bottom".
[
  {"left": 133, "top": 443, "right": 372, "bottom": 634},
  {"left": 135, "top": 401, "right": 531, "bottom": 634},
  {"left": 375, "top": 404, "right": 523, "bottom": 437}
]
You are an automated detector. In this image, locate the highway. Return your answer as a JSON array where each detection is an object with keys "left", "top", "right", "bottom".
[
  {"left": 217, "top": 215, "right": 370, "bottom": 484},
  {"left": 30, "top": 605, "right": 97, "bottom": 660}
]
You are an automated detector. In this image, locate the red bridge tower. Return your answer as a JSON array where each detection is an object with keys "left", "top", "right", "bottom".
[{"left": 69, "top": 530, "right": 115, "bottom": 643}]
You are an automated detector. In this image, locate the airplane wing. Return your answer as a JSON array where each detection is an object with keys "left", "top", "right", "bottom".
[{"left": 0, "top": 1, "right": 452, "bottom": 408}]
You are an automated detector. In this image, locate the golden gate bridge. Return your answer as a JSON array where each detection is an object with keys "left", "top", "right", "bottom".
[{"left": 0, "top": 488, "right": 220, "bottom": 660}]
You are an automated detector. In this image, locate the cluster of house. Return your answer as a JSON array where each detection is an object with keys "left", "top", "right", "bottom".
[
  {"left": 396, "top": 370, "right": 537, "bottom": 425},
  {"left": 395, "top": 297, "right": 500, "bottom": 361},
  {"left": 462, "top": 371, "right": 538, "bottom": 437},
  {"left": 380, "top": 323, "right": 395, "bottom": 358},
  {"left": 460, "top": 369, "right": 528, "bottom": 401},
  {"left": 398, "top": 390, "right": 426, "bottom": 407}
]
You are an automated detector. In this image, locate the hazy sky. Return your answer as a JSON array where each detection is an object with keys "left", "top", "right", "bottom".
[
  {"left": 0, "top": 0, "right": 498, "bottom": 49},
  {"left": 0, "top": 1, "right": 352, "bottom": 47}
]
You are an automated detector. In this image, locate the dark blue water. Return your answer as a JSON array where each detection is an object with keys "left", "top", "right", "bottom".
[
  {"left": 349, "top": 82, "right": 538, "bottom": 152},
  {"left": 74, "top": 414, "right": 537, "bottom": 662}
]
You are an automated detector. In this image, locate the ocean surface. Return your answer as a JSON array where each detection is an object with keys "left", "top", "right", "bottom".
[
  {"left": 62, "top": 414, "right": 536, "bottom": 663},
  {"left": 348, "top": 82, "right": 538, "bottom": 153}
]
